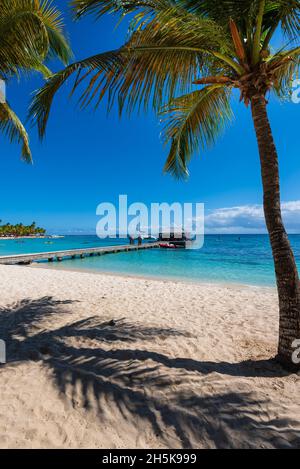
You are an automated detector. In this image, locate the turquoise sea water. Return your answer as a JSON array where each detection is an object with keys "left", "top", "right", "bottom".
[{"left": 1, "top": 235, "right": 300, "bottom": 286}]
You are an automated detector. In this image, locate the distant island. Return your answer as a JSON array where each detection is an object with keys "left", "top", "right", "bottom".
[{"left": 0, "top": 220, "right": 46, "bottom": 238}]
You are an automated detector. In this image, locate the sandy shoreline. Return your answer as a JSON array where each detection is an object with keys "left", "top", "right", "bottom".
[
  {"left": 0, "top": 264, "right": 299, "bottom": 448},
  {"left": 31, "top": 261, "right": 275, "bottom": 291}
]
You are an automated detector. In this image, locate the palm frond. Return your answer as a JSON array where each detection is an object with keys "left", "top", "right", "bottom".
[
  {"left": 179, "top": 0, "right": 256, "bottom": 28},
  {"left": 108, "top": 9, "right": 236, "bottom": 114},
  {"left": 0, "top": 1, "right": 71, "bottom": 161},
  {"left": 160, "top": 85, "right": 233, "bottom": 178},
  {"left": 38, "top": 0, "right": 73, "bottom": 64},
  {"left": 0, "top": 102, "right": 31, "bottom": 162},
  {"left": 0, "top": 10, "right": 48, "bottom": 75},
  {"left": 267, "top": 45, "right": 300, "bottom": 70},
  {"left": 264, "top": 0, "right": 300, "bottom": 42},
  {"left": 181, "top": 0, "right": 300, "bottom": 44},
  {"left": 30, "top": 50, "right": 123, "bottom": 137},
  {"left": 270, "top": 47, "right": 300, "bottom": 98},
  {"left": 71, "top": 0, "right": 175, "bottom": 19},
  {"left": 0, "top": 0, "right": 72, "bottom": 76},
  {"left": 186, "top": 0, "right": 257, "bottom": 16}
]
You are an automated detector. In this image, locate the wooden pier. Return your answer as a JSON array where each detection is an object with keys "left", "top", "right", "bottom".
[{"left": 0, "top": 242, "right": 159, "bottom": 266}]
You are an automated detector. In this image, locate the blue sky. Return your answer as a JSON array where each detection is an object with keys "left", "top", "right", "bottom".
[{"left": 0, "top": 1, "right": 300, "bottom": 234}]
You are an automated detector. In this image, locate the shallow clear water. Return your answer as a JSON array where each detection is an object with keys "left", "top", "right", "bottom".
[{"left": 1, "top": 234, "right": 300, "bottom": 286}]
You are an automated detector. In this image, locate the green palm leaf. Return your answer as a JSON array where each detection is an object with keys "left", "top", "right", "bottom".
[
  {"left": 0, "top": 0, "right": 71, "bottom": 160},
  {"left": 0, "top": 1, "right": 72, "bottom": 76},
  {"left": 161, "top": 85, "right": 233, "bottom": 178},
  {"left": 71, "top": 0, "right": 175, "bottom": 19},
  {"left": 0, "top": 102, "right": 31, "bottom": 162},
  {"left": 264, "top": 0, "right": 300, "bottom": 41},
  {"left": 270, "top": 47, "right": 300, "bottom": 98},
  {"left": 30, "top": 50, "right": 123, "bottom": 137},
  {"left": 38, "top": 0, "right": 73, "bottom": 64}
]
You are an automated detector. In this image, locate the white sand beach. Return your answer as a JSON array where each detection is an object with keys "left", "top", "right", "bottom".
[{"left": 0, "top": 264, "right": 299, "bottom": 449}]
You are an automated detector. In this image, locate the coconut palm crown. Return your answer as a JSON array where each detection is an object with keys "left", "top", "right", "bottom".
[
  {"left": 30, "top": 0, "right": 300, "bottom": 369},
  {"left": 0, "top": 0, "right": 72, "bottom": 161},
  {"left": 32, "top": 1, "right": 299, "bottom": 166}
]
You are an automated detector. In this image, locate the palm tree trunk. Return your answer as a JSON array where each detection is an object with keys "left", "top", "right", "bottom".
[{"left": 251, "top": 95, "right": 300, "bottom": 370}]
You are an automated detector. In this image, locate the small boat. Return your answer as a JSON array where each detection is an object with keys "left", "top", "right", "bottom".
[
  {"left": 159, "top": 243, "right": 177, "bottom": 249},
  {"left": 158, "top": 230, "right": 187, "bottom": 249}
]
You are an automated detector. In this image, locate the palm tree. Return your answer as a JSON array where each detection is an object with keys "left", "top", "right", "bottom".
[
  {"left": 30, "top": 0, "right": 300, "bottom": 369},
  {"left": 29, "top": 221, "right": 36, "bottom": 234},
  {"left": 0, "top": 0, "right": 72, "bottom": 161}
]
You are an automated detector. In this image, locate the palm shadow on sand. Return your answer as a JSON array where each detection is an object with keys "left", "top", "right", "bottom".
[{"left": 0, "top": 296, "right": 299, "bottom": 449}]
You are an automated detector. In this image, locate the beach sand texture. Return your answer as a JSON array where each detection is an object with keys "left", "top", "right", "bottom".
[{"left": 0, "top": 264, "right": 299, "bottom": 449}]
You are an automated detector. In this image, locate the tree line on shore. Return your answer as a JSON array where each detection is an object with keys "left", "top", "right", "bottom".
[{"left": 0, "top": 220, "right": 46, "bottom": 238}]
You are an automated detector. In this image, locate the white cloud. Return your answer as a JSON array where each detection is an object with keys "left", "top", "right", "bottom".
[{"left": 205, "top": 201, "right": 300, "bottom": 234}]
